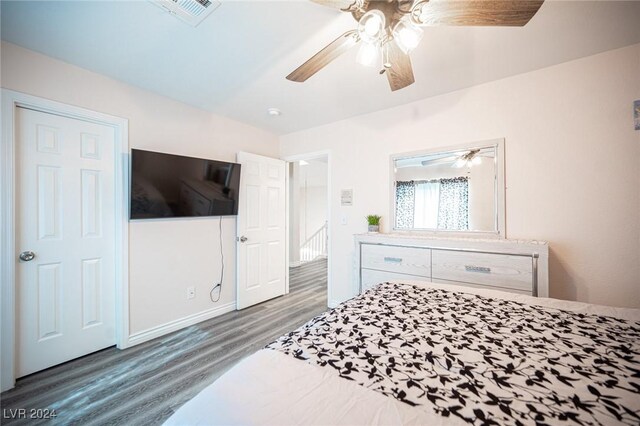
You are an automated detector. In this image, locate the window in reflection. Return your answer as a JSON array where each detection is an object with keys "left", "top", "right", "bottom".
[{"left": 393, "top": 147, "right": 496, "bottom": 231}]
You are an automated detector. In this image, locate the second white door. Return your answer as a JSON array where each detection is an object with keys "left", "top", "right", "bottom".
[
  {"left": 16, "top": 107, "right": 117, "bottom": 377},
  {"left": 236, "top": 152, "right": 286, "bottom": 310}
]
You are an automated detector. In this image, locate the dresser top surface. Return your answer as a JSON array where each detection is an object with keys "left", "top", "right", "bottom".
[
  {"left": 354, "top": 233, "right": 548, "bottom": 257},
  {"left": 355, "top": 232, "right": 547, "bottom": 245}
]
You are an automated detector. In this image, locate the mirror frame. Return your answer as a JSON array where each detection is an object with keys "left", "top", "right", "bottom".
[{"left": 389, "top": 138, "right": 506, "bottom": 239}]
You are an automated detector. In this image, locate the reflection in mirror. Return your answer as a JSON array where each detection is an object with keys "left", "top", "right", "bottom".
[{"left": 393, "top": 145, "right": 499, "bottom": 233}]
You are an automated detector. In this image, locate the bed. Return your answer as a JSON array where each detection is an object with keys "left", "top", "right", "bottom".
[
  {"left": 165, "top": 281, "right": 640, "bottom": 425},
  {"left": 131, "top": 178, "right": 173, "bottom": 218}
]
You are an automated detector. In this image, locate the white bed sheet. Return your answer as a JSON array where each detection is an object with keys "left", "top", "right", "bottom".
[{"left": 165, "top": 281, "right": 640, "bottom": 426}]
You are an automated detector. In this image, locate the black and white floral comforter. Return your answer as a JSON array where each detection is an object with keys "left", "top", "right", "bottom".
[{"left": 267, "top": 283, "right": 640, "bottom": 425}]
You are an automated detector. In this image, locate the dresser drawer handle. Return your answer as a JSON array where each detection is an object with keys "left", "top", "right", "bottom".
[
  {"left": 465, "top": 265, "right": 491, "bottom": 273},
  {"left": 384, "top": 257, "right": 403, "bottom": 263}
]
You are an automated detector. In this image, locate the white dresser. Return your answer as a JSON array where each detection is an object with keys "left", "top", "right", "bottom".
[{"left": 355, "top": 234, "right": 549, "bottom": 297}]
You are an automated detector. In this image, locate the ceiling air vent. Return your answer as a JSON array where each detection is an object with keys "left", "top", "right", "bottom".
[{"left": 152, "top": 0, "right": 221, "bottom": 27}]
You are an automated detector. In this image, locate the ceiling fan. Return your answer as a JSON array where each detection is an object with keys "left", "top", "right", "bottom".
[{"left": 286, "top": 0, "right": 545, "bottom": 91}]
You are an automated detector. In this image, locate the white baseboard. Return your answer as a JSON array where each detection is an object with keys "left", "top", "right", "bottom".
[{"left": 126, "top": 301, "right": 236, "bottom": 347}]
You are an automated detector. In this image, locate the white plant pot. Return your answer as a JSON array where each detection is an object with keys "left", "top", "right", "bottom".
[{"left": 368, "top": 225, "right": 379, "bottom": 233}]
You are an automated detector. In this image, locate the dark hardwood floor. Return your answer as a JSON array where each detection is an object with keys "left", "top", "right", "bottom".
[{"left": 0, "top": 258, "right": 328, "bottom": 425}]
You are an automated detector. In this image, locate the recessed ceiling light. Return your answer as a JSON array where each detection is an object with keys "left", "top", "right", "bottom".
[{"left": 267, "top": 108, "right": 282, "bottom": 117}]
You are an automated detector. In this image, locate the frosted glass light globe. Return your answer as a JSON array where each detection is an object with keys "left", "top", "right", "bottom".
[{"left": 358, "top": 10, "right": 386, "bottom": 44}]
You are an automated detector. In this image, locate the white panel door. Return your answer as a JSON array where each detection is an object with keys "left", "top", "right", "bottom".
[
  {"left": 16, "top": 107, "right": 116, "bottom": 377},
  {"left": 236, "top": 152, "right": 286, "bottom": 310}
]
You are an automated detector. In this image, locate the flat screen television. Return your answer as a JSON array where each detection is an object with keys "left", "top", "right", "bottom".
[{"left": 130, "top": 149, "right": 241, "bottom": 219}]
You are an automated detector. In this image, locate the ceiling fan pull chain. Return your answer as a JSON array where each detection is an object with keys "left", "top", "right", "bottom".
[{"left": 382, "top": 40, "right": 392, "bottom": 69}]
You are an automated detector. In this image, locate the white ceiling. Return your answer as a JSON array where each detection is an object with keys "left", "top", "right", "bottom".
[{"left": 2, "top": 1, "right": 640, "bottom": 135}]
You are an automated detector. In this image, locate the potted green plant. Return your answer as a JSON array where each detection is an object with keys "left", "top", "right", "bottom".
[{"left": 366, "top": 215, "right": 381, "bottom": 233}]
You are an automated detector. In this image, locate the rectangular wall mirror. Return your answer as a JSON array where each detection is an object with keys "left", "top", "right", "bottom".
[{"left": 391, "top": 139, "right": 505, "bottom": 237}]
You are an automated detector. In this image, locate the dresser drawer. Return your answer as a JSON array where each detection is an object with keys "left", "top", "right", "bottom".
[
  {"left": 361, "top": 269, "right": 430, "bottom": 292},
  {"left": 431, "top": 250, "right": 533, "bottom": 292},
  {"left": 361, "top": 244, "right": 431, "bottom": 277},
  {"left": 180, "top": 184, "right": 211, "bottom": 216}
]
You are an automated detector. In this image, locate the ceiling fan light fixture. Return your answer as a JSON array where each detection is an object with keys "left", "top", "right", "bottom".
[
  {"left": 287, "top": 0, "right": 545, "bottom": 91},
  {"left": 392, "top": 19, "right": 424, "bottom": 54},
  {"left": 453, "top": 158, "right": 467, "bottom": 168},
  {"left": 357, "top": 10, "right": 386, "bottom": 44},
  {"left": 410, "top": 0, "right": 431, "bottom": 26},
  {"left": 356, "top": 42, "right": 380, "bottom": 67},
  {"left": 452, "top": 149, "right": 483, "bottom": 168}
]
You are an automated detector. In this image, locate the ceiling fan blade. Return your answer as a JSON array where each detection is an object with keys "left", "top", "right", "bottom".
[
  {"left": 420, "top": 157, "right": 460, "bottom": 167},
  {"left": 287, "top": 30, "right": 359, "bottom": 83},
  {"left": 310, "top": 0, "right": 362, "bottom": 11},
  {"left": 415, "top": 0, "right": 544, "bottom": 27},
  {"left": 385, "top": 40, "right": 415, "bottom": 92}
]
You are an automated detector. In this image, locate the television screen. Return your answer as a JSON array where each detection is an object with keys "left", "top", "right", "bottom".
[{"left": 130, "top": 149, "right": 241, "bottom": 219}]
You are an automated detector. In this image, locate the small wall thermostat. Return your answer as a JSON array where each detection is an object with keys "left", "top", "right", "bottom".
[{"left": 341, "top": 189, "right": 353, "bottom": 206}]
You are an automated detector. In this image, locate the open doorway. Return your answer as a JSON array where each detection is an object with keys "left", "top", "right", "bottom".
[{"left": 287, "top": 154, "right": 329, "bottom": 308}]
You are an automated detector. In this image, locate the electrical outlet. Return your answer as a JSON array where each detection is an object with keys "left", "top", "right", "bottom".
[{"left": 187, "top": 286, "right": 196, "bottom": 300}]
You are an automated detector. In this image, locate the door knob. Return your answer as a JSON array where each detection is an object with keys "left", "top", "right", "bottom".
[
  {"left": 19, "top": 251, "right": 36, "bottom": 262},
  {"left": 238, "top": 236, "right": 248, "bottom": 243}
]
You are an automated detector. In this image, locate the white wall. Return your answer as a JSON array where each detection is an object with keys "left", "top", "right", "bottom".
[
  {"left": 288, "top": 162, "right": 301, "bottom": 263},
  {"left": 468, "top": 160, "right": 495, "bottom": 232},
  {"left": 298, "top": 160, "right": 328, "bottom": 241},
  {"left": 300, "top": 186, "right": 328, "bottom": 241},
  {"left": 1, "top": 42, "right": 279, "bottom": 336},
  {"left": 289, "top": 160, "right": 327, "bottom": 262},
  {"left": 281, "top": 43, "right": 640, "bottom": 309}
]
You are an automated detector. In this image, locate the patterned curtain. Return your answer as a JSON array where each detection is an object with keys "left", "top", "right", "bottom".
[
  {"left": 395, "top": 181, "right": 415, "bottom": 229},
  {"left": 437, "top": 177, "right": 469, "bottom": 230}
]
